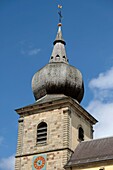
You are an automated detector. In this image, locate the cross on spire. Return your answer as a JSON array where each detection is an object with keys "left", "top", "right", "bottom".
[{"left": 58, "top": 5, "right": 63, "bottom": 24}]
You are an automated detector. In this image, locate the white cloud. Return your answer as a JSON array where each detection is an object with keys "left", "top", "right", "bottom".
[
  {"left": 89, "top": 67, "right": 113, "bottom": 90},
  {"left": 19, "top": 40, "right": 41, "bottom": 56},
  {"left": 21, "top": 48, "right": 41, "bottom": 56},
  {"left": 0, "top": 155, "right": 15, "bottom": 170},
  {"left": 86, "top": 66, "right": 113, "bottom": 139},
  {"left": 28, "top": 48, "right": 41, "bottom": 56},
  {"left": 86, "top": 100, "right": 113, "bottom": 138}
]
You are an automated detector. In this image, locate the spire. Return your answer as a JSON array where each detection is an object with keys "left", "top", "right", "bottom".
[
  {"left": 49, "top": 5, "right": 68, "bottom": 64},
  {"left": 53, "top": 24, "right": 66, "bottom": 45},
  {"left": 32, "top": 5, "right": 84, "bottom": 103}
]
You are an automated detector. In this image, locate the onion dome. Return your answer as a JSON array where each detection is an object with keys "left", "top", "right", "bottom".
[{"left": 32, "top": 22, "right": 84, "bottom": 103}]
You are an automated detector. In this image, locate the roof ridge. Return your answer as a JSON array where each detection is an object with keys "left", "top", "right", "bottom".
[{"left": 80, "top": 135, "right": 113, "bottom": 144}]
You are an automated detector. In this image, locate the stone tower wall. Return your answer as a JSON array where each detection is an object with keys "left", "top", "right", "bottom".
[
  {"left": 15, "top": 106, "right": 73, "bottom": 169},
  {"left": 15, "top": 99, "right": 95, "bottom": 170},
  {"left": 15, "top": 149, "right": 72, "bottom": 170},
  {"left": 71, "top": 107, "right": 93, "bottom": 150}
]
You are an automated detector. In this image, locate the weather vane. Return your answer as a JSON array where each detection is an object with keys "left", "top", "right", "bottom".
[{"left": 58, "top": 5, "right": 63, "bottom": 23}]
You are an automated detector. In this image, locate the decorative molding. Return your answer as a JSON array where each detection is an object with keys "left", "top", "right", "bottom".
[{"left": 15, "top": 147, "right": 73, "bottom": 158}]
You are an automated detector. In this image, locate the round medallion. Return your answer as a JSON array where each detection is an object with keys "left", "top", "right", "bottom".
[{"left": 34, "top": 156, "right": 45, "bottom": 169}]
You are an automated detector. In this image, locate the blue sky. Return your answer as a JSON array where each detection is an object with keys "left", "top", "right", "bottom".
[{"left": 0, "top": 0, "right": 113, "bottom": 169}]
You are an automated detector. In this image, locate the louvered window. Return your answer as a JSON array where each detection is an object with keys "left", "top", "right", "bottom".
[{"left": 37, "top": 122, "right": 47, "bottom": 144}]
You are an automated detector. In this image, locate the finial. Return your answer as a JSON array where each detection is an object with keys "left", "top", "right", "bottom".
[{"left": 58, "top": 5, "right": 63, "bottom": 26}]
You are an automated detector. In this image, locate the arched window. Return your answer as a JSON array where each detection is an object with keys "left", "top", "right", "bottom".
[
  {"left": 78, "top": 126, "right": 84, "bottom": 141},
  {"left": 56, "top": 54, "right": 60, "bottom": 58},
  {"left": 37, "top": 122, "right": 47, "bottom": 144},
  {"left": 51, "top": 56, "right": 53, "bottom": 59}
]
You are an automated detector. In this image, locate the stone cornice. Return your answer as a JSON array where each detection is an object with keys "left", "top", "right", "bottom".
[
  {"left": 15, "top": 96, "right": 98, "bottom": 125},
  {"left": 15, "top": 147, "right": 73, "bottom": 158}
]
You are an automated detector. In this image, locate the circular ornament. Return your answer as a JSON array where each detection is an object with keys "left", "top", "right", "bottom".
[{"left": 34, "top": 156, "right": 45, "bottom": 169}]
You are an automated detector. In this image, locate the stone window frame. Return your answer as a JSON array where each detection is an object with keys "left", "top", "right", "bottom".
[{"left": 37, "top": 121, "right": 47, "bottom": 145}]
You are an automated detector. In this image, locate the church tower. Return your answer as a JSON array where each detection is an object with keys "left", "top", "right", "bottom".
[{"left": 15, "top": 7, "right": 97, "bottom": 170}]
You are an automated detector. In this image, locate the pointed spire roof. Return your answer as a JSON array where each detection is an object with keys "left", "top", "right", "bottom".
[
  {"left": 49, "top": 5, "right": 68, "bottom": 64},
  {"left": 53, "top": 23, "right": 66, "bottom": 45},
  {"left": 49, "top": 23, "right": 68, "bottom": 64}
]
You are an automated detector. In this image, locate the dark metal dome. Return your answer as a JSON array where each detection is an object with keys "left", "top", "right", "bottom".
[
  {"left": 32, "top": 62, "right": 84, "bottom": 103},
  {"left": 32, "top": 24, "right": 84, "bottom": 103}
]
